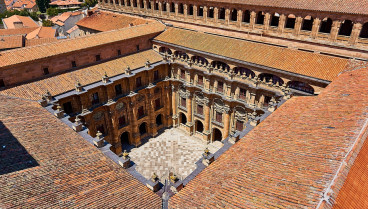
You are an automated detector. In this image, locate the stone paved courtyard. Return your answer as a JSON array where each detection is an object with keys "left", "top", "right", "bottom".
[{"left": 129, "top": 128, "right": 222, "bottom": 181}]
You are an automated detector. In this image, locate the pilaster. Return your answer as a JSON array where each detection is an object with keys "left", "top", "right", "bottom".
[
  {"left": 249, "top": 11, "right": 256, "bottom": 29},
  {"left": 349, "top": 23, "right": 363, "bottom": 45},
  {"left": 237, "top": 10, "right": 242, "bottom": 27},
  {"left": 311, "top": 17, "right": 321, "bottom": 38},
  {"left": 278, "top": 14, "right": 286, "bottom": 34},
  {"left": 293, "top": 16, "right": 303, "bottom": 36},
  {"left": 214, "top": 7, "right": 218, "bottom": 23},
  {"left": 329, "top": 20, "right": 342, "bottom": 42},
  {"left": 203, "top": 6, "right": 208, "bottom": 23},
  {"left": 264, "top": 13, "right": 271, "bottom": 30},
  {"left": 225, "top": 8, "right": 230, "bottom": 25}
]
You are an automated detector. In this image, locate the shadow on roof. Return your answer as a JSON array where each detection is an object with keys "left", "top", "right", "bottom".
[{"left": 0, "top": 121, "right": 39, "bottom": 175}]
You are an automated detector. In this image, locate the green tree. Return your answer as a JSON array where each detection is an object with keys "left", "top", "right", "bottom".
[
  {"left": 36, "top": 0, "right": 50, "bottom": 13},
  {"left": 46, "top": 7, "right": 59, "bottom": 16},
  {"left": 84, "top": 0, "right": 97, "bottom": 8},
  {"left": 42, "top": 19, "right": 54, "bottom": 27}
]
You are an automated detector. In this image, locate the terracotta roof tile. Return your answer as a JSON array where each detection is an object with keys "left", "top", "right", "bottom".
[
  {"left": 2, "top": 15, "right": 38, "bottom": 29},
  {"left": 76, "top": 11, "right": 150, "bottom": 32},
  {"left": 0, "top": 27, "right": 38, "bottom": 36},
  {"left": 25, "top": 37, "right": 58, "bottom": 47},
  {"left": 25, "top": 27, "right": 56, "bottom": 39},
  {"left": 169, "top": 66, "right": 368, "bottom": 208},
  {"left": 154, "top": 28, "right": 349, "bottom": 81},
  {"left": 0, "top": 35, "right": 23, "bottom": 50},
  {"left": 0, "top": 22, "right": 165, "bottom": 68},
  {"left": 0, "top": 50, "right": 163, "bottom": 100},
  {"left": 0, "top": 95, "right": 161, "bottom": 208}
]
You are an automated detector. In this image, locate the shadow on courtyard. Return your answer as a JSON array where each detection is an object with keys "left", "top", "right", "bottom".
[{"left": 0, "top": 121, "right": 39, "bottom": 175}]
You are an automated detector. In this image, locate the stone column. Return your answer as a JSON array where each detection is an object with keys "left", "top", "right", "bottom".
[
  {"left": 214, "top": 7, "right": 218, "bottom": 23},
  {"left": 203, "top": 6, "right": 208, "bottom": 23},
  {"left": 249, "top": 91, "right": 256, "bottom": 107},
  {"left": 158, "top": 1, "right": 162, "bottom": 16},
  {"left": 264, "top": 13, "right": 271, "bottom": 30},
  {"left": 349, "top": 23, "right": 363, "bottom": 45},
  {"left": 165, "top": 85, "right": 172, "bottom": 127},
  {"left": 123, "top": 0, "right": 127, "bottom": 8},
  {"left": 193, "top": 5, "right": 197, "bottom": 20},
  {"left": 278, "top": 14, "right": 286, "bottom": 34},
  {"left": 293, "top": 16, "right": 303, "bottom": 36},
  {"left": 172, "top": 85, "right": 178, "bottom": 127},
  {"left": 150, "top": 0, "right": 154, "bottom": 14},
  {"left": 237, "top": 10, "right": 242, "bottom": 27},
  {"left": 184, "top": 4, "right": 187, "bottom": 20},
  {"left": 223, "top": 109, "right": 231, "bottom": 139},
  {"left": 235, "top": 87, "right": 240, "bottom": 99},
  {"left": 311, "top": 17, "right": 321, "bottom": 38},
  {"left": 130, "top": 99, "right": 140, "bottom": 146},
  {"left": 143, "top": 0, "right": 147, "bottom": 11},
  {"left": 149, "top": 90, "right": 158, "bottom": 137},
  {"left": 225, "top": 8, "right": 230, "bottom": 25},
  {"left": 187, "top": 93, "right": 194, "bottom": 135},
  {"left": 249, "top": 11, "right": 256, "bottom": 29},
  {"left": 203, "top": 98, "right": 211, "bottom": 142},
  {"left": 166, "top": 2, "right": 170, "bottom": 16},
  {"left": 329, "top": 20, "right": 342, "bottom": 42},
  {"left": 175, "top": 3, "right": 178, "bottom": 17}
]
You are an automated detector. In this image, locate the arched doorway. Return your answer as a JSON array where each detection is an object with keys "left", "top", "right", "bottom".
[
  {"left": 139, "top": 122, "right": 147, "bottom": 135},
  {"left": 120, "top": 132, "right": 130, "bottom": 145},
  {"left": 196, "top": 120, "right": 204, "bottom": 133},
  {"left": 156, "top": 114, "right": 163, "bottom": 126},
  {"left": 213, "top": 128, "right": 222, "bottom": 141},
  {"left": 179, "top": 113, "right": 187, "bottom": 125}
]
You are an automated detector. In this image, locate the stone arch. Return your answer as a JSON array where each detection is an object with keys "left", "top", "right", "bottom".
[
  {"left": 234, "top": 67, "right": 255, "bottom": 78},
  {"left": 270, "top": 12, "right": 280, "bottom": 27},
  {"left": 287, "top": 81, "right": 314, "bottom": 94},
  {"left": 256, "top": 11, "right": 264, "bottom": 25},
  {"left": 301, "top": 15, "right": 314, "bottom": 31},
  {"left": 231, "top": 9, "right": 237, "bottom": 21},
  {"left": 179, "top": 112, "right": 187, "bottom": 124},
  {"left": 285, "top": 14, "right": 296, "bottom": 29},
  {"left": 156, "top": 114, "right": 163, "bottom": 126},
  {"left": 360, "top": 22, "right": 368, "bottom": 38},
  {"left": 212, "top": 61, "right": 230, "bottom": 71},
  {"left": 195, "top": 120, "right": 204, "bottom": 133},
  {"left": 139, "top": 122, "right": 148, "bottom": 135},
  {"left": 319, "top": 17, "right": 333, "bottom": 33},
  {"left": 339, "top": 20, "right": 354, "bottom": 36},
  {"left": 212, "top": 128, "right": 222, "bottom": 141},
  {"left": 191, "top": 55, "right": 209, "bottom": 65},
  {"left": 120, "top": 131, "right": 130, "bottom": 145},
  {"left": 174, "top": 51, "right": 189, "bottom": 59},
  {"left": 259, "top": 73, "right": 284, "bottom": 85},
  {"left": 243, "top": 10, "right": 250, "bottom": 23},
  {"left": 159, "top": 47, "right": 172, "bottom": 54}
]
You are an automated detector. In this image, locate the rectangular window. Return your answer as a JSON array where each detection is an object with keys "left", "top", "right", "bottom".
[
  {"left": 95, "top": 54, "right": 101, "bottom": 61},
  {"left": 136, "top": 45, "right": 140, "bottom": 51},
  {"left": 181, "top": 97, "right": 186, "bottom": 108},
  {"left": 0, "top": 79, "right": 4, "bottom": 88},
  {"left": 118, "top": 116, "right": 126, "bottom": 127},
  {"left": 43, "top": 67, "right": 49, "bottom": 75},
  {"left": 92, "top": 92, "right": 100, "bottom": 105},
  {"left": 236, "top": 120, "right": 244, "bottom": 131},
  {"left": 71, "top": 61, "right": 77, "bottom": 68},
  {"left": 197, "top": 105, "right": 203, "bottom": 115},
  {"left": 181, "top": 70, "right": 186, "bottom": 79},
  {"left": 216, "top": 111, "right": 222, "bottom": 123},
  {"left": 136, "top": 77, "right": 142, "bottom": 88},
  {"left": 155, "top": 98, "right": 161, "bottom": 110},
  {"left": 63, "top": 102, "right": 73, "bottom": 114},
  {"left": 117, "top": 50, "right": 121, "bottom": 56},
  {"left": 198, "top": 75, "right": 203, "bottom": 86},
  {"left": 239, "top": 88, "right": 247, "bottom": 100},
  {"left": 115, "top": 84, "right": 123, "bottom": 96},
  {"left": 96, "top": 125, "right": 105, "bottom": 135},
  {"left": 138, "top": 106, "right": 145, "bottom": 118},
  {"left": 154, "top": 70, "right": 159, "bottom": 81},
  {"left": 217, "top": 81, "right": 223, "bottom": 93}
]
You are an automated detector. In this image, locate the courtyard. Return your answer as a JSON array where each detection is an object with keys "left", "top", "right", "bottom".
[{"left": 128, "top": 128, "right": 222, "bottom": 181}]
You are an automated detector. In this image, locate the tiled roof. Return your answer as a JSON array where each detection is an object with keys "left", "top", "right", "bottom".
[
  {"left": 25, "top": 37, "right": 58, "bottom": 47},
  {"left": 0, "top": 27, "right": 37, "bottom": 36},
  {"left": 0, "top": 22, "right": 165, "bottom": 68},
  {"left": 169, "top": 66, "right": 368, "bottom": 208},
  {"left": 0, "top": 50, "right": 163, "bottom": 100},
  {"left": 66, "top": 25, "right": 79, "bottom": 34},
  {"left": 76, "top": 11, "right": 150, "bottom": 32},
  {"left": 25, "top": 27, "right": 56, "bottom": 39},
  {"left": 205, "top": 0, "right": 368, "bottom": 15},
  {"left": 154, "top": 27, "right": 349, "bottom": 81},
  {"left": 49, "top": 0, "right": 82, "bottom": 6},
  {"left": 0, "top": 35, "right": 23, "bottom": 50},
  {"left": 2, "top": 15, "right": 38, "bottom": 29},
  {"left": 0, "top": 95, "right": 162, "bottom": 208},
  {"left": 51, "top": 11, "right": 82, "bottom": 24}
]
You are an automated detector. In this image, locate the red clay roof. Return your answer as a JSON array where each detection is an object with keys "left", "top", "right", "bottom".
[
  {"left": 25, "top": 27, "right": 56, "bottom": 39},
  {"left": 0, "top": 27, "right": 37, "bottom": 36},
  {"left": 0, "top": 35, "right": 23, "bottom": 50},
  {"left": 154, "top": 27, "right": 349, "bottom": 81},
  {"left": 25, "top": 37, "right": 58, "bottom": 47},
  {"left": 76, "top": 11, "right": 150, "bottom": 32},
  {"left": 0, "top": 95, "right": 162, "bottom": 208},
  {"left": 49, "top": 0, "right": 82, "bottom": 6},
  {"left": 2, "top": 15, "right": 38, "bottom": 29},
  {"left": 169, "top": 65, "right": 368, "bottom": 208}
]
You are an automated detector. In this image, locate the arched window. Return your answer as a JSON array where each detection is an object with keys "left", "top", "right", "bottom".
[
  {"left": 191, "top": 56, "right": 209, "bottom": 65},
  {"left": 285, "top": 14, "right": 296, "bottom": 29},
  {"left": 179, "top": 113, "right": 187, "bottom": 124},
  {"left": 120, "top": 132, "right": 130, "bottom": 148},
  {"left": 154, "top": 1, "right": 159, "bottom": 10},
  {"left": 256, "top": 11, "right": 264, "bottom": 25},
  {"left": 178, "top": 3, "right": 184, "bottom": 14},
  {"left": 302, "top": 16, "right": 313, "bottom": 31},
  {"left": 243, "top": 10, "right": 250, "bottom": 23},
  {"left": 175, "top": 51, "right": 189, "bottom": 59},
  {"left": 198, "top": 6, "right": 204, "bottom": 17},
  {"left": 139, "top": 122, "right": 147, "bottom": 135},
  {"left": 159, "top": 47, "right": 172, "bottom": 55},
  {"left": 212, "top": 128, "right": 222, "bottom": 141},
  {"left": 195, "top": 120, "right": 204, "bottom": 133},
  {"left": 319, "top": 17, "right": 332, "bottom": 33},
  {"left": 234, "top": 67, "right": 255, "bottom": 78},
  {"left": 188, "top": 4, "right": 193, "bottom": 15},
  {"left": 208, "top": 7, "right": 214, "bottom": 18},
  {"left": 288, "top": 81, "right": 314, "bottom": 94},
  {"left": 156, "top": 114, "right": 163, "bottom": 126},
  {"left": 212, "top": 61, "right": 230, "bottom": 71},
  {"left": 219, "top": 8, "right": 226, "bottom": 20},
  {"left": 359, "top": 22, "right": 368, "bottom": 38},
  {"left": 170, "top": 2, "right": 175, "bottom": 12},
  {"left": 162, "top": 2, "right": 167, "bottom": 11},
  {"left": 231, "top": 9, "right": 237, "bottom": 21},
  {"left": 270, "top": 13, "right": 280, "bottom": 27},
  {"left": 259, "top": 73, "right": 284, "bottom": 85},
  {"left": 339, "top": 20, "right": 353, "bottom": 36}
]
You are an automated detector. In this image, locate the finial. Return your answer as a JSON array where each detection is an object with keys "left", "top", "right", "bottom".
[{"left": 122, "top": 150, "right": 129, "bottom": 159}]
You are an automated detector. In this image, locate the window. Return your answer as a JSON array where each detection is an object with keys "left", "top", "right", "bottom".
[
  {"left": 198, "top": 75, "right": 203, "bottom": 86},
  {"left": 117, "top": 50, "right": 121, "bottom": 56},
  {"left": 217, "top": 81, "right": 224, "bottom": 93},
  {"left": 181, "top": 70, "right": 186, "bottom": 79},
  {"left": 138, "top": 106, "right": 145, "bottom": 118},
  {"left": 92, "top": 92, "right": 100, "bottom": 105},
  {"left": 154, "top": 70, "right": 159, "bottom": 81},
  {"left": 239, "top": 88, "right": 247, "bottom": 100},
  {"left": 136, "top": 77, "right": 142, "bottom": 88},
  {"left": 236, "top": 120, "right": 244, "bottom": 131},
  {"left": 136, "top": 45, "right": 140, "bottom": 51},
  {"left": 181, "top": 97, "right": 186, "bottom": 108},
  {"left": 71, "top": 61, "right": 77, "bottom": 68},
  {"left": 43, "top": 67, "right": 49, "bottom": 75},
  {"left": 197, "top": 105, "right": 203, "bottom": 115},
  {"left": 95, "top": 54, "right": 101, "bottom": 61},
  {"left": 155, "top": 98, "right": 161, "bottom": 110},
  {"left": 216, "top": 111, "right": 222, "bottom": 123},
  {"left": 118, "top": 116, "right": 126, "bottom": 127},
  {"left": 96, "top": 125, "right": 105, "bottom": 135},
  {"left": 63, "top": 102, "right": 73, "bottom": 114},
  {"left": 115, "top": 84, "right": 123, "bottom": 96},
  {"left": 0, "top": 79, "right": 4, "bottom": 88}
]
